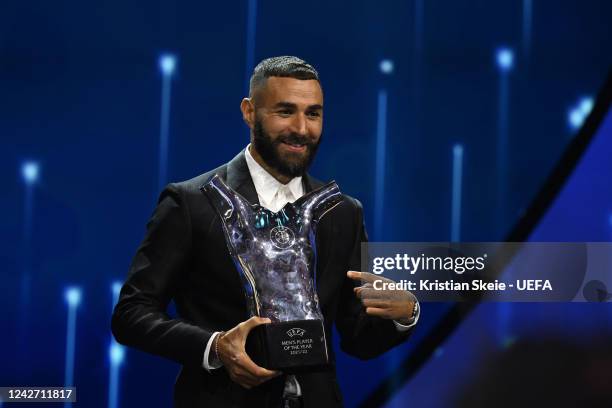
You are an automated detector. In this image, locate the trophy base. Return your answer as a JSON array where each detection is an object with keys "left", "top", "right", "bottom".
[{"left": 246, "top": 319, "right": 330, "bottom": 373}]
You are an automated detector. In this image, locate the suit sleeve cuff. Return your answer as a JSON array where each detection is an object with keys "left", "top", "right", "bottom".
[
  {"left": 393, "top": 299, "right": 420, "bottom": 332},
  {"left": 202, "top": 331, "right": 223, "bottom": 371}
]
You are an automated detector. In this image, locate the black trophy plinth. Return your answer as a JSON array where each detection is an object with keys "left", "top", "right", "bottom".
[{"left": 246, "top": 320, "right": 329, "bottom": 373}]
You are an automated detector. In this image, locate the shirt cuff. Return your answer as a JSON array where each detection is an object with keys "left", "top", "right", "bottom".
[
  {"left": 202, "top": 331, "right": 223, "bottom": 371},
  {"left": 393, "top": 299, "right": 420, "bottom": 331}
]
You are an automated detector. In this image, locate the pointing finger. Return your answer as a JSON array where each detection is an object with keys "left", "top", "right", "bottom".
[{"left": 347, "top": 271, "right": 384, "bottom": 284}]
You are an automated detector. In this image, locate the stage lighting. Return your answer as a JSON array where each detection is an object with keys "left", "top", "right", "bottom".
[
  {"left": 522, "top": 0, "right": 533, "bottom": 56},
  {"left": 579, "top": 97, "right": 594, "bottom": 116},
  {"left": 159, "top": 54, "right": 177, "bottom": 76},
  {"left": 244, "top": 0, "right": 258, "bottom": 94},
  {"left": 374, "top": 89, "right": 388, "bottom": 240},
  {"left": 109, "top": 342, "right": 125, "bottom": 366},
  {"left": 495, "top": 47, "right": 514, "bottom": 234},
  {"left": 64, "top": 285, "right": 81, "bottom": 407},
  {"left": 22, "top": 161, "right": 39, "bottom": 184},
  {"left": 496, "top": 48, "right": 514, "bottom": 71},
  {"left": 568, "top": 96, "right": 594, "bottom": 130},
  {"left": 379, "top": 59, "right": 394, "bottom": 75},
  {"left": 108, "top": 282, "right": 126, "bottom": 408},
  {"left": 65, "top": 287, "right": 82, "bottom": 307},
  {"left": 453, "top": 144, "right": 463, "bottom": 157},
  {"left": 451, "top": 144, "right": 464, "bottom": 242},
  {"left": 157, "top": 53, "right": 178, "bottom": 191},
  {"left": 112, "top": 281, "right": 121, "bottom": 300},
  {"left": 568, "top": 108, "right": 583, "bottom": 130}
]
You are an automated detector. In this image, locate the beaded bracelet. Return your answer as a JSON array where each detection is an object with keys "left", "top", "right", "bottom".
[
  {"left": 410, "top": 301, "right": 419, "bottom": 322},
  {"left": 214, "top": 331, "right": 225, "bottom": 364}
]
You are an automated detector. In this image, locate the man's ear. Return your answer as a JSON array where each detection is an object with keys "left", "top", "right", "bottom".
[{"left": 240, "top": 98, "right": 255, "bottom": 129}]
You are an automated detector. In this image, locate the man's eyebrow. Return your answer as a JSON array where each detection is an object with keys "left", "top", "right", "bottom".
[
  {"left": 273, "top": 102, "right": 297, "bottom": 109},
  {"left": 272, "top": 102, "right": 323, "bottom": 110}
]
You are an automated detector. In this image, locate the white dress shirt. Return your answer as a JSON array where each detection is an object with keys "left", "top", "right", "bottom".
[{"left": 202, "top": 144, "right": 420, "bottom": 376}]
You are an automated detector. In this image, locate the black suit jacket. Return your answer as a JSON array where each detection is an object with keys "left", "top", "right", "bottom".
[{"left": 111, "top": 150, "right": 413, "bottom": 407}]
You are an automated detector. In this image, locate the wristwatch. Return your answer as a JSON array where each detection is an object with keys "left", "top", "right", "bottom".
[{"left": 408, "top": 300, "right": 419, "bottom": 324}]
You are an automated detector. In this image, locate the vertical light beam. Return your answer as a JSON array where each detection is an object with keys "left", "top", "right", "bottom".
[
  {"left": 107, "top": 281, "right": 124, "bottom": 408},
  {"left": 21, "top": 161, "right": 39, "bottom": 280},
  {"left": 496, "top": 47, "right": 514, "bottom": 237},
  {"left": 18, "top": 161, "right": 39, "bottom": 368},
  {"left": 414, "top": 0, "right": 424, "bottom": 55},
  {"left": 451, "top": 144, "right": 464, "bottom": 242},
  {"left": 412, "top": 0, "right": 425, "bottom": 129},
  {"left": 244, "top": 0, "right": 258, "bottom": 94},
  {"left": 108, "top": 342, "right": 125, "bottom": 408},
  {"left": 522, "top": 0, "right": 533, "bottom": 58},
  {"left": 374, "top": 89, "right": 388, "bottom": 241},
  {"left": 495, "top": 48, "right": 514, "bottom": 347},
  {"left": 158, "top": 54, "right": 177, "bottom": 192},
  {"left": 64, "top": 287, "right": 81, "bottom": 408}
]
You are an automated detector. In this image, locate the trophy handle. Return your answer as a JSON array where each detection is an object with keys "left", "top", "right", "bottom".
[
  {"left": 201, "top": 174, "right": 261, "bottom": 316},
  {"left": 299, "top": 181, "right": 343, "bottom": 225}
]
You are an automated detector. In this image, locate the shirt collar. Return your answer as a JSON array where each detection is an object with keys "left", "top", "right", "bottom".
[{"left": 244, "top": 144, "right": 304, "bottom": 203}]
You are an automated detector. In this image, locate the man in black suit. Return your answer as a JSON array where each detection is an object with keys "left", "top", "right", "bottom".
[{"left": 112, "top": 56, "right": 419, "bottom": 407}]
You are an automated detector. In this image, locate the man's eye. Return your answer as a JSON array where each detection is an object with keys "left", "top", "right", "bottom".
[
  {"left": 278, "top": 110, "right": 292, "bottom": 116},
  {"left": 307, "top": 111, "right": 321, "bottom": 117}
]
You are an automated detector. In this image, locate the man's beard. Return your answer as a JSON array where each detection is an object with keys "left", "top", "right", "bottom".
[{"left": 252, "top": 119, "right": 321, "bottom": 179}]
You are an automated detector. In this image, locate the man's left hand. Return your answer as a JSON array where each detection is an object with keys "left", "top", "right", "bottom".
[{"left": 347, "top": 270, "right": 417, "bottom": 325}]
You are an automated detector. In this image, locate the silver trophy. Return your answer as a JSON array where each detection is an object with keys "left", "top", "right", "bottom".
[{"left": 201, "top": 174, "right": 342, "bottom": 372}]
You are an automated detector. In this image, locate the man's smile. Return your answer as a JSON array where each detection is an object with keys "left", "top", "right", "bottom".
[{"left": 280, "top": 141, "right": 307, "bottom": 153}]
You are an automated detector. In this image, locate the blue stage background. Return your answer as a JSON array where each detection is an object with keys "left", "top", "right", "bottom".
[{"left": 1, "top": 1, "right": 611, "bottom": 407}]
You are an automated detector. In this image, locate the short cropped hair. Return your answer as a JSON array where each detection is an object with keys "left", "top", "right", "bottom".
[{"left": 249, "top": 56, "right": 320, "bottom": 98}]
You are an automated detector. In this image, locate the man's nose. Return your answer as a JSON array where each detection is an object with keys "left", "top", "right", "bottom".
[{"left": 291, "top": 113, "right": 308, "bottom": 136}]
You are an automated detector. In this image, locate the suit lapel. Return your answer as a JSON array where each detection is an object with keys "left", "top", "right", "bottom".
[
  {"left": 225, "top": 149, "right": 260, "bottom": 205},
  {"left": 302, "top": 172, "right": 323, "bottom": 193}
]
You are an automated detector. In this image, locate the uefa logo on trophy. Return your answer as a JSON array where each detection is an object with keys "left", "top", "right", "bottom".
[{"left": 270, "top": 225, "right": 295, "bottom": 249}]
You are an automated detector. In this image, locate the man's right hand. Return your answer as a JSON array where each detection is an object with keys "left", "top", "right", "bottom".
[{"left": 216, "top": 316, "right": 281, "bottom": 389}]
